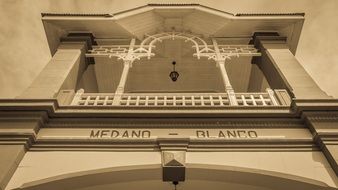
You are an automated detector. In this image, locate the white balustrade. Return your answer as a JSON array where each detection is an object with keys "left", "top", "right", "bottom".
[{"left": 71, "top": 89, "right": 288, "bottom": 107}]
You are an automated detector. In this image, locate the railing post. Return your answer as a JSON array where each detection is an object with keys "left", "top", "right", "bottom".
[
  {"left": 113, "top": 61, "right": 131, "bottom": 105},
  {"left": 217, "top": 61, "right": 238, "bottom": 106},
  {"left": 227, "top": 90, "right": 238, "bottom": 106},
  {"left": 266, "top": 88, "right": 279, "bottom": 106},
  {"left": 56, "top": 89, "right": 75, "bottom": 106},
  {"left": 112, "top": 95, "right": 121, "bottom": 106},
  {"left": 112, "top": 38, "right": 135, "bottom": 106},
  {"left": 274, "top": 89, "right": 291, "bottom": 106},
  {"left": 212, "top": 38, "right": 238, "bottom": 106},
  {"left": 71, "top": 88, "right": 84, "bottom": 105}
]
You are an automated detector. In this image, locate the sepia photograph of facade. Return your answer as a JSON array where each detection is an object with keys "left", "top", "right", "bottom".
[{"left": 0, "top": 1, "right": 338, "bottom": 190}]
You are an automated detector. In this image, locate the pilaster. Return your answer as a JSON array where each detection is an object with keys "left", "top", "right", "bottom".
[
  {"left": 18, "top": 33, "right": 94, "bottom": 99},
  {"left": 0, "top": 145, "right": 25, "bottom": 190},
  {"left": 253, "top": 33, "right": 331, "bottom": 100},
  {"left": 0, "top": 111, "right": 46, "bottom": 190},
  {"left": 305, "top": 112, "right": 338, "bottom": 176}
]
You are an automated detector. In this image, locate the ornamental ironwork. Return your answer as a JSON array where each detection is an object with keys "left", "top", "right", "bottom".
[{"left": 86, "top": 32, "right": 261, "bottom": 62}]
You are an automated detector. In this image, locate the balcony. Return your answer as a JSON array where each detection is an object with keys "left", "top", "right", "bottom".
[
  {"left": 52, "top": 32, "right": 292, "bottom": 109},
  {"left": 60, "top": 88, "right": 290, "bottom": 107}
]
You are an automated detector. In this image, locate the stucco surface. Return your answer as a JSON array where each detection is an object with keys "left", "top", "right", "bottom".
[
  {"left": 0, "top": 0, "right": 337, "bottom": 98},
  {"left": 6, "top": 151, "right": 162, "bottom": 190},
  {"left": 5, "top": 151, "right": 338, "bottom": 189},
  {"left": 187, "top": 151, "right": 338, "bottom": 188}
]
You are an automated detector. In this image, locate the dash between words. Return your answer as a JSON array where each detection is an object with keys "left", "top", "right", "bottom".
[{"left": 89, "top": 129, "right": 258, "bottom": 139}]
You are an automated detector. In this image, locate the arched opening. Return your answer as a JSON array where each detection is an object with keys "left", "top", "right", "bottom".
[{"left": 15, "top": 164, "right": 335, "bottom": 190}]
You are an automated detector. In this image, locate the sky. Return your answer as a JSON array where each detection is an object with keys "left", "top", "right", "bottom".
[{"left": 0, "top": 0, "right": 337, "bottom": 98}]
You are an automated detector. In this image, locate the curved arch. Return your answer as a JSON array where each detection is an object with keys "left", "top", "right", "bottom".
[
  {"left": 122, "top": 32, "right": 215, "bottom": 61},
  {"left": 16, "top": 164, "right": 335, "bottom": 190},
  {"left": 141, "top": 32, "right": 208, "bottom": 47},
  {"left": 140, "top": 32, "right": 211, "bottom": 59}
]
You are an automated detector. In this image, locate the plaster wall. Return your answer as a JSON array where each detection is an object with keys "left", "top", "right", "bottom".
[
  {"left": 5, "top": 151, "right": 161, "bottom": 190},
  {"left": 188, "top": 151, "right": 338, "bottom": 188},
  {"left": 5, "top": 151, "right": 338, "bottom": 189}
]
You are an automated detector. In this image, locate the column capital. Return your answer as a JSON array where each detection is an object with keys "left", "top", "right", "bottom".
[
  {"left": 216, "top": 60, "right": 225, "bottom": 65},
  {"left": 123, "top": 60, "right": 133, "bottom": 67},
  {"left": 60, "top": 32, "right": 96, "bottom": 50},
  {"left": 252, "top": 32, "right": 288, "bottom": 51}
]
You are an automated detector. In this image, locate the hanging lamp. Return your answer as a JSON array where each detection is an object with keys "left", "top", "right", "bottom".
[{"left": 169, "top": 61, "right": 179, "bottom": 82}]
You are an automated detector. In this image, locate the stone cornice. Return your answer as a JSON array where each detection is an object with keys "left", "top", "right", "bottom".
[
  {"left": 1, "top": 98, "right": 338, "bottom": 151},
  {"left": 45, "top": 115, "right": 305, "bottom": 129},
  {"left": 311, "top": 132, "right": 338, "bottom": 143},
  {"left": 46, "top": 120, "right": 304, "bottom": 128},
  {"left": 0, "top": 110, "right": 48, "bottom": 122},
  {"left": 0, "top": 99, "right": 336, "bottom": 151},
  {"left": 31, "top": 138, "right": 316, "bottom": 151},
  {"left": 303, "top": 110, "right": 338, "bottom": 146},
  {"left": 0, "top": 133, "right": 36, "bottom": 149},
  {"left": 292, "top": 99, "right": 338, "bottom": 113},
  {"left": 302, "top": 113, "right": 338, "bottom": 122}
]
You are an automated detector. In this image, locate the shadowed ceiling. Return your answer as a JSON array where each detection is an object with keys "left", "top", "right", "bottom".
[{"left": 78, "top": 39, "right": 269, "bottom": 93}]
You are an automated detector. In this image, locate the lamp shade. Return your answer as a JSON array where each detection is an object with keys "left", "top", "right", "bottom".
[{"left": 169, "top": 71, "right": 179, "bottom": 81}]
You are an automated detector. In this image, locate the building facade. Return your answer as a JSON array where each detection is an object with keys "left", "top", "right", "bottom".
[{"left": 1, "top": 3, "right": 338, "bottom": 190}]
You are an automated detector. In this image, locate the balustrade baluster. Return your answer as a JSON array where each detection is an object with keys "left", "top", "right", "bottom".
[
  {"left": 145, "top": 96, "right": 149, "bottom": 106},
  {"left": 218, "top": 95, "right": 224, "bottom": 106},
  {"left": 103, "top": 96, "right": 106, "bottom": 106},
  {"left": 210, "top": 95, "right": 214, "bottom": 106},
  {"left": 260, "top": 95, "right": 267, "bottom": 106},
  {"left": 135, "top": 96, "right": 139, "bottom": 106},
  {"left": 94, "top": 96, "right": 99, "bottom": 106},
  {"left": 241, "top": 95, "right": 248, "bottom": 106},
  {"left": 250, "top": 95, "right": 257, "bottom": 106}
]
